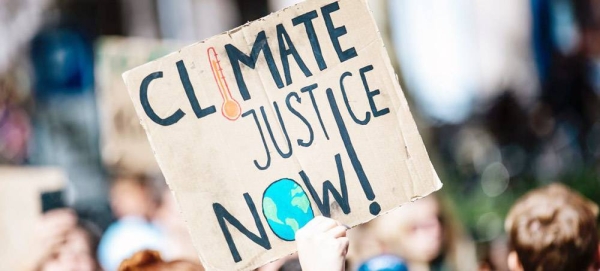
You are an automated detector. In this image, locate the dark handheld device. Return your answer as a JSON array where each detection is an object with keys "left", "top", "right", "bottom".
[{"left": 41, "top": 190, "right": 66, "bottom": 213}]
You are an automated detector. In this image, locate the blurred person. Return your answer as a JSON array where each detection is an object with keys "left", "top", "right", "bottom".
[
  {"left": 109, "top": 174, "right": 159, "bottom": 220},
  {"left": 152, "top": 189, "right": 200, "bottom": 264},
  {"left": 255, "top": 252, "right": 296, "bottom": 271},
  {"left": 365, "top": 194, "right": 478, "bottom": 271},
  {"left": 345, "top": 217, "right": 385, "bottom": 269},
  {"left": 0, "top": 62, "right": 33, "bottom": 164},
  {"left": 0, "top": 102, "right": 31, "bottom": 164},
  {"left": 100, "top": 174, "right": 206, "bottom": 270},
  {"left": 277, "top": 258, "right": 302, "bottom": 271},
  {"left": 475, "top": 236, "right": 510, "bottom": 271},
  {"left": 534, "top": 0, "right": 600, "bottom": 164},
  {"left": 357, "top": 255, "right": 409, "bottom": 271},
  {"left": 288, "top": 216, "right": 408, "bottom": 271},
  {"left": 29, "top": 26, "right": 108, "bottom": 225},
  {"left": 24, "top": 208, "right": 101, "bottom": 271},
  {"left": 98, "top": 174, "right": 164, "bottom": 271},
  {"left": 505, "top": 183, "right": 600, "bottom": 271},
  {"left": 573, "top": 0, "right": 600, "bottom": 86},
  {"left": 118, "top": 250, "right": 203, "bottom": 271}
]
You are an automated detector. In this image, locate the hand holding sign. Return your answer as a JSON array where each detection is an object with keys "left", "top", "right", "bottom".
[
  {"left": 296, "top": 216, "right": 349, "bottom": 271},
  {"left": 27, "top": 209, "right": 77, "bottom": 271},
  {"left": 122, "top": 0, "right": 442, "bottom": 270}
]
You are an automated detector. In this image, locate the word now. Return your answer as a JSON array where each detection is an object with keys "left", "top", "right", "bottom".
[{"left": 214, "top": 83, "right": 385, "bottom": 263}]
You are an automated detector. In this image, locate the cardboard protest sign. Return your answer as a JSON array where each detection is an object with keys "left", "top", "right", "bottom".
[
  {"left": 0, "top": 167, "right": 66, "bottom": 270},
  {"left": 122, "top": 0, "right": 442, "bottom": 270},
  {"left": 96, "top": 37, "right": 183, "bottom": 174}
]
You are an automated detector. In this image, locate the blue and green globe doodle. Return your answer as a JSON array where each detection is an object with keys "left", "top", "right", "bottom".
[{"left": 262, "top": 178, "right": 315, "bottom": 241}]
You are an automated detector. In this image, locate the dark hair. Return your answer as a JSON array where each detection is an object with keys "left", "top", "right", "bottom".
[
  {"left": 572, "top": 0, "right": 600, "bottom": 29},
  {"left": 278, "top": 258, "right": 302, "bottom": 271},
  {"left": 505, "top": 184, "right": 599, "bottom": 271}
]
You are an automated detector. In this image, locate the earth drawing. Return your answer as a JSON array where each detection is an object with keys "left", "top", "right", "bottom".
[{"left": 262, "top": 178, "right": 315, "bottom": 241}]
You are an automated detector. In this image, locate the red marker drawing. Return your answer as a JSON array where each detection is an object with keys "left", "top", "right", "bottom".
[{"left": 208, "top": 47, "right": 241, "bottom": 121}]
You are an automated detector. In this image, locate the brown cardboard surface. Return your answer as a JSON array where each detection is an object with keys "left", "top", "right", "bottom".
[
  {"left": 96, "top": 37, "right": 184, "bottom": 174},
  {"left": 0, "top": 167, "right": 66, "bottom": 270},
  {"left": 122, "top": 0, "right": 442, "bottom": 270}
]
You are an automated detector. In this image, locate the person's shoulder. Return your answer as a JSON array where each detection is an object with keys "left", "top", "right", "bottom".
[
  {"left": 105, "top": 216, "right": 161, "bottom": 235},
  {"left": 97, "top": 216, "right": 165, "bottom": 271}
]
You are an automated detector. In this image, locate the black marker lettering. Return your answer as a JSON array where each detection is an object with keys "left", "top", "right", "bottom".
[
  {"left": 286, "top": 92, "right": 314, "bottom": 147},
  {"left": 260, "top": 105, "right": 293, "bottom": 159},
  {"left": 140, "top": 71, "right": 185, "bottom": 126},
  {"left": 242, "top": 109, "right": 271, "bottom": 170},
  {"left": 213, "top": 193, "right": 271, "bottom": 263},
  {"left": 326, "top": 88, "right": 380, "bottom": 215},
  {"left": 339, "top": 71, "right": 370, "bottom": 125},
  {"left": 277, "top": 24, "right": 312, "bottom": 86},
  {"left": 321, "top": 2, "right": 358, "bottom": 63},
  {"left": 176, "top": 60, "right": 217, "bottom": 119},
  {"left": 360, "top": 65, "right": 390, "bottom": 117},
  {"left": 292, "top": 10, "right": 327, "bottom": 70},
  {"left": 225, "top": 31, "right": 284, "bottom": 101},
  {"left": 300, "top": 153, "right": 350, "bottom": 217},
  {"left": 301, "top": 83, "right": 329, "bottom": 140}
]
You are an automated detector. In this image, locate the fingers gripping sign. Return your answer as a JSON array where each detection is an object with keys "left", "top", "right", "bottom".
[{"left": 296, "top": 216, "right": 350, "bottom": 271}]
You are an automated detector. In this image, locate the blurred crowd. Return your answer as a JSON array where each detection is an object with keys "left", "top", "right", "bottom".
[
  {"left": 19, "top": 181, "right": 600, "bottom": 271},
  {"left": 2, "top": 0, "right": 600, "bottom": 270}
]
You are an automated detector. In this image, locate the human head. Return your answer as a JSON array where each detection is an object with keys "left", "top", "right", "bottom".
[
  {"left": 153, "top": 189, "right": 200, "bottom": 263},
  {"left": 505, "top": 183, "right": 599, "bottom": 271},
  {"left": 40, "top": 220, "right": 101, "bottom": 271},
  {"left": 373, "top": 196, "right": 443, "bottom": 264},
  {"left": 367, "top": 194, "right": 477, "bottom": 270},
  {"left": 118, "top": 250, "right": 203, "bottom": 271},
  {"left": 572, "top": 0, "right": 600, "bottom": 57},
  {"left": 110, "top": 174, "right": 160, "bottom": 219}
]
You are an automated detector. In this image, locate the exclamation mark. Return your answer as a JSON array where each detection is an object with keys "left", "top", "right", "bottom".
[{"left": 325, "top": 88, "right": 381, "bottom": 215}]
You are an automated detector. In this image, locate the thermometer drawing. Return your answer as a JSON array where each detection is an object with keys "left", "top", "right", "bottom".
[{"left": 208, "top": 47, "right": 242, "bottom": 121}]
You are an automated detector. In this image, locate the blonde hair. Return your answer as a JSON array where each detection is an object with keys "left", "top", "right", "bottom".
[{"left": 349, "top": 193, "right": 478, "bottom": 270}]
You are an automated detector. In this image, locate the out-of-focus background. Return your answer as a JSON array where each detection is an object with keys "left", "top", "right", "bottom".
[{"left": 1, "top": 0, "right": 599, "bottom": 270}]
